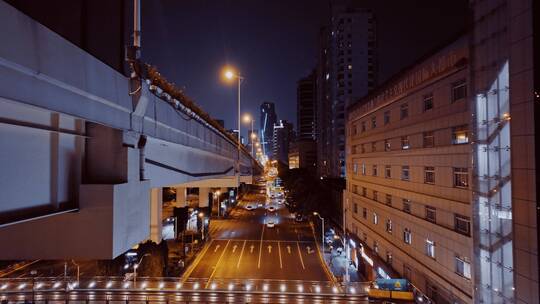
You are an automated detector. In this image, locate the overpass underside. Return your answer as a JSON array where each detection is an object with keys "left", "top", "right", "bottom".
[{"left": 0, "top": 1, "right": 259, "bottom": 260}]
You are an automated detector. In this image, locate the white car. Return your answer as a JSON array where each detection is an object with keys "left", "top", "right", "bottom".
[
  {"left": 267, "top": 206, "right": 276, "bottom": 212},
  {"left": 245, "top": 204, "right": 254, "bottom": 210},
  {"left": 266, "top": 220, "right": 275, "bottom": 228}
]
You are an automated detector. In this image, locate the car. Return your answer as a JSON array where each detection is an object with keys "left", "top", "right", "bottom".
[
  {"left": 266, "top": 220, "right": 275, "bottom": 228},
  {"left": 267, "top": 206, "right": 276, "bottom": 212},
  {"left": 245, "top": 204, "right": 254, "bottom": 210},
  {"left": 295, "top": 214, "right": 303, "bottom": 222}
]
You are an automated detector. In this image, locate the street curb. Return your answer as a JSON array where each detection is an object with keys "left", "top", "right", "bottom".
[
  {"left": 180, "top": 239, "right": 213, "bottom": 283},
  {"left": 310, "top": 222, "right": 337, "bottom": 283}
]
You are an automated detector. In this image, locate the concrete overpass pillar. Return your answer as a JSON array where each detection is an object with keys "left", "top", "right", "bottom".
[
  {"left": 199, "top": 188, "right": 210, "bottom": 208},
  {"left": 175, "top": 187, "right": 187, "bottom": 208},
  {"left": 150, "top": 188, "right": 163, "bottom": 243}
]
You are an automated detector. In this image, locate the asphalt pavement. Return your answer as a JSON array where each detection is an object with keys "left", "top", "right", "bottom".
[{"left": 184, "top": 197, "right": 333, "bottom": 284}]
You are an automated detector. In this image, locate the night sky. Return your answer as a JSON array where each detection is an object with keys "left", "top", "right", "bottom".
[{"left": 141, "top": 0, "right": 469, "bottom": 135}]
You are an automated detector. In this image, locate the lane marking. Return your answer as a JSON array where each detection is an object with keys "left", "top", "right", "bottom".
[
  {"left": 296, "top": 241, "right": 305, "bottom": 270},
  {"left": 236, "top": 240, "right": 246, "bottom": 269},
  {"left": 257, "top": 223, "right": 265, "bottom": 269},
  {"left": 214, "top": 238, "right": 312, "bottom": 243},
  {"left": 181, "top": 239, "right": 214, "bottom": 282},
  {"left": 287, "top": 245, "right": 292, "bottom": 254},
  {"left": 278, "top": 241, "right": 283, "bottom": 269},
  {"left": 307, "top": 246, "right": 313, "bottom": 254},
  {"left": 214, "top": 244, "right": 221, "bottom": 253},
  {"left": 232, "top": 244, "right": 238, "bottom": 253},
  {"left": 250, "top": 244, "right": 255, "bottom": 253},
  {"left": 267, "top": 244, "right": 272, "bottom": 253},
  {"left": 205, "top": 239, "right": 230, "bottom": 289}
]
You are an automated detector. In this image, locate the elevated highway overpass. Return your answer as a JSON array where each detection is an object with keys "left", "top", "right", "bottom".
[{"left": 0, "top": 0, "right": 261, "bottom": 260}]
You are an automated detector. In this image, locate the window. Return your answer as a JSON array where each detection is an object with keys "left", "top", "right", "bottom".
[
  {"left": 426, "top": 239, "right": 435, "bottom": 258},
  {"left": 384, "top": 111, "right": 390, "bottom": 125},
  {"left": 362, "top": 187, "right": 367, "bottom": 197},
  {"left": 386, "top": 219, "right": 393, "bottom": 233},
  {"left": 384, "top": 139, "right": 391, "bottom": 151},
  {"left": 455, "top": 214, "right": 471, "bottom": 235},
  {"left": 374, "top": 241, "right": 379, "bottom": 253},
  {"left": 452, "top": 125, "right": 469, "bottom": 144},
  {"left": 353, "top": 163, "right": 358, "bottom": 175},
  {"left": 352, "top": 185, "right": 358, "bottom": 194},
  {"left": 426, "top": 206, "right": 436, "bottom": 222},
  {"left": 373, "top": 190, "right": 378, "bottom": 202},
  {"left": 361, "top": 121, "right": 366, "bottom": 132},
  {"left": 402, "top": 199, "right": 411, "bottom": 213},
  {"left": 401, "top": 166, "right": 410, "bottom": 181},
  {"left": 385, "top": 165, "right": 391, "bottom": 178},
  {"left": 400, "top": 103, "right": 409, "bottom": 119},
  {"left": 371, "top": 141, "right": 377, "bottom": 152},
  {"left": 363, "top": 232, "right": 368, "bottom": 241},
  {"left": 373, "top": 212, "right": 379, "bottom": 225},
  {"left": 423, "top": 93, "right": 434, "bottom": 111},
  {"left": 452, "top": 79, "right": 467, "bottom": 102},
  {"left": 385, "top": 194, "right": 392, "bottom": 206},
  {"left": 455, "top": 256, "right": 471, "bottom": 279},
  {"left": 401, "top": 136, "right": 410, "bottom": 150},
  {"left": 372, "top": 165, "right": 378, "bottom": 176},
  {"left": 424, "top": 166, "right": 435, "bottom": 184},
  {"left": 423, "top": 131, "right": 435, "bottom": 148},
  {"left": 371, "top": 116, "right": 377, "bottom": 128},
  {"left": 361, "top": 163, "right": 366, "bottom": 175},
  {"left": 403, "top": 228, "right": 412, "bottom": 244},
  {"left": 403, "top": 264, "right": 412, "bottom": 280},
  {"left": 386, "top": 251, "right": 393, "bottom": 265},
  {"left": 453, "top": 168, "right": 469, "bottom": 188},
  {"left": 362, "top": 207, "right": 367, "bottom": 219},
  {"left": 353, "top": 203, "right": 358, "bottom": 214},
  {"left": 361, "top": 144, "right": 365, "bottom": 153}
]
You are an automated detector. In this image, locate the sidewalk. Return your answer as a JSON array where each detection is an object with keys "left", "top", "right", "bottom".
[{"left": 323, "top": 246, "right": 362, "bottom": 282}]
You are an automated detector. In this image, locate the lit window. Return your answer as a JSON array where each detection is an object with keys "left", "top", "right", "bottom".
[
  {"left": 325, "top": 73, "right": 330, "bottom": 80},
  {"left": 372, "top": 165, "right": 378, "bottom": 176},
  {"left": 353, "top": 163, "right": 358, "bottom": 175},
  {"left": 424, "top": 166, "right": 435, "bottom": 184},
  {"left": 400, "top": 103, "right": 409, "bottom": 119},
  {"left": 385, "top": 165, "right": 391, "bottom": 178},
  {"left": 403, "top": 228, "right": 412, "bottom": 244},
  {"left": 374, "top": 241, "right": 379, "bottom": 253},
  {"left": 455, "top": 256, "right": 471, "bottom": 279},
  {"left": 453, "top": 168, "right": 469, "bottom": 188},
  {"left": 423, "top": 131, "right": 434, "bottom": 148},
  {"left": 401, "top": 136, "right": 410, "bottom": 150},
  {"left": 455, "top": 214, "right": 471, "bottom": 236},
  {"left": 425, "top": 206, "right": 436, "bottom": 223},
  {"left": 401, "top": 166, "right": 410, "bottom": 181},
  {"left": 423, "top": 93, "right": 434, "bottom": 111},
  {"left": 452, "top": 125, "right": 469, "bottom": 144},
  {"left": 426, "top": 239, "right": 435, "bottom": 258},
  {"left": 386, "top": 251, "right": 393, "bottom": 265},
  {"left": 373, "top": 212, "right": 378, "bottom": 225},
  {"left": 384, "top": 139, "right": 391, "bottom": 151},
  {"left": 402, "top": 199, "right": 411, "bottom": 213},
  {"left": 386, "top": 219, "right": 392, "bottom": 233},
  {"left": 451, "top": 79, "right": 467, "bottom": 102},
  {"left": 348, "top": 65, "right": 353, "bottom": 70}
]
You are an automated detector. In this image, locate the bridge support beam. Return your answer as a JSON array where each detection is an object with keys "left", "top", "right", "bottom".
[
  {"left": 150, "top": 188, "right": 163, "bottom": 244},
  {"left": 198, "top": 188, "right": 210, "bottom": 208},
  {"left": 175, "top": 187, "right": 187, "bottom": 208}
]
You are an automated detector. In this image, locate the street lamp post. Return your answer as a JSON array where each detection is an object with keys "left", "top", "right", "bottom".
[
  {"left": 313, "top": 212, "right": 325, "bottom": 255},
  {"left": 71, "top": 260, "right": 80, "bottom": 284},
  {"left": 224, "top": 68, "right": 244, "bottom": 195},
  {"left": 133, "top": 253, "right": 150, "bottom": 285},
  {"left": 198, "top": 212, "right": 205, "bottom": 240}
]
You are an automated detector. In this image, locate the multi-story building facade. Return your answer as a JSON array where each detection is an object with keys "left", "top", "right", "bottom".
[
  {"left": 272, "top": 120, "right": 293, "bottom": 165},
  {"left": 260, "top": 101, "right": 277, "bottom": 159},
  {"left": 316, "top": 1, "right": 376, "bottom": 178},
  {"left": 297, "top": 70, "right": 317, "bottom": 141},
  {"left": 345, "top": 36, "right": 473, "bottom": 303}
]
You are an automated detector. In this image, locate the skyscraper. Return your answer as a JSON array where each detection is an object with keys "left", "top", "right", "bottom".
[
  {"left": 317, "top": 1, "right": 376, "bottom": 177},
  {"left": 297, "top": 70, "right": 317, "bottom": 141},
  {"left": 259, "top": 102, "right": 277, "bottom": 159},
  {"left": 272, "top": 120, "right": 294, "bottom": 165}
]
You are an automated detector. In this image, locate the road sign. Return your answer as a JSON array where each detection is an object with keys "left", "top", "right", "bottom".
[{"left": 374, "top": 279, "right": 409, "bottom": 291}]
